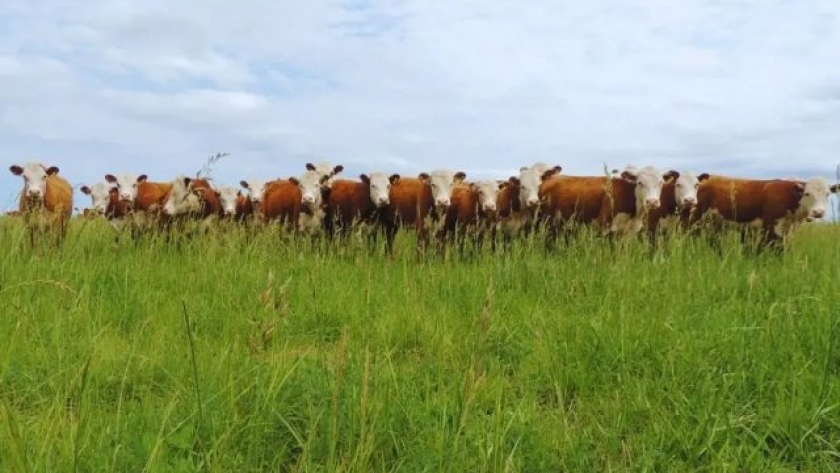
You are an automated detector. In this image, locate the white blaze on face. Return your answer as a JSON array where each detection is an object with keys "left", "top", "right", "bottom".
[
  {"left": 295, "top": 170, "right": 326, "bottom": 210},
  {"left": 473, "top": 180, "right": 501, "bottom": 213},
  {"left": 163, "top": 176, "right": 201, "bottom": 216},
  {"left": 10, "top": 163, "right": 53, "bottom": 201},
  {"left": 673, "top": 172, "right": 702, "bottom": 208},
  {"left": 81, "top": 182, "right": 115, "bottom": 214},
  {"left": 621, "top": 165, "right": 665, "bottom": 210},
  {"left": 106, "top": 173, "right": 144, "bottom": 203},
  {"left": 217, "top": 186, "right": 240, "bottom": 216},
  {"left": 362, "top": 172, "right": 391, "bottom": 207},
  {"left": 427, "top": 169, "right": 465, "bottom": 207},
  {"left": 306, "top": 161, "right": 344, "bottom": 188},
  {"left": 517, "top": 168, "right": 542, "bottom": 209},
  {"left": 241, "top": 179, "right": 269, "bottom": 206},
  {"left": 798, "top": 177, "right": 831, "bottom": 220}
]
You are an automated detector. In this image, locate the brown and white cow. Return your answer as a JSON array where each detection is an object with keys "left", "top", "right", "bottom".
[
  {"left": 381, "top": 169, "right": 466, "bottom": 254},
  {"left": 647, "top": 171, "right": 710, "bottom": 238},
  {"left": 162, "top": 176, "right": 222, "bottom": 222},
  {"left": 692, "top": 176, "right": 835, "bottom": 249},
  {"left": 80, "top": 181, "right": 130, "bottom": 231},
  {"left": 104, "top": 173, "right": 173, "bottom": 234},
  {"left": 539, "top": 165, "right": 669, "bottom": 242},
  {"left": 9, "top": 163, "right": 74, "bottom": 246},
  {"left": 290, "top": 170, "right": 331, "bottom": 234},
  {"left": 443, "top": 180, "right": 504, "bottom": 253},
  {"left": 324, "top": 172, "right": 395, "bottom": 241},
  {"left": 261, "top": 179, "right": 305, "bottom": 230},
  {"left": 496, "top": 166, "right": 562, "bottom": 242},
  {"left": 216, "top": 185, "right": 253, "bottom": 222}
]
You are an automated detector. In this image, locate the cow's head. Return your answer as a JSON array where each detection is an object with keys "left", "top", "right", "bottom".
[
  {"left": 163, "top": 176, "right": 203, "bottom": 216},
  {"left": 240, "top": 179, "right": 270, "bottom": 208},
  {"left": 620, "top": 165, "right": 667, "bottom": 210},
  {"left": 472, "top": 179, "right": 503, "bottom": 215},
  {"left": 665, "top": 171, "right": 709, "bottom": 209},
  {"left": 105, "top": 173, "right": 147, "bottom": 203},
  {"left": 305, "top": 162, "right": 344, "bottom": 188},
  {"left": 516, "top": 166, "right": 556, "bottom": 210},
  {"left": 216, "top": 185, "right": 241, "bottom": 217},
  {"left": 797, "top": 177, "right": 833, "bottom": 221},
  {"left": 80, "top": 181, "right": 116, "bottom": 215},
  {"left": 421, "top": 169, "right": 466, "bottom": 209},
  {"left": 360, "top": 172, "right": 392, "bottom": 208},
  {"left": 10, "top": 163, "right": 59, "bottom": 204},
  {"left": 291, "top": 170, "right": 329, "bottom": 210}
]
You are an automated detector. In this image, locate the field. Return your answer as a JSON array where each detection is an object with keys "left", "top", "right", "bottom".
[{"left": 1, "top": 218, "right": 839, "bottom": 472}]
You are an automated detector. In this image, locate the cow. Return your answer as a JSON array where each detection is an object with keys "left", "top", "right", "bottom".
[
  {"left": 9, "top": 163, "right": 73, "bottom": 247},
  {"left": 647, "top": 171, "right": 710, "bottom": 241},
  {"left": 539, "top": 165, "right": 669, "bottom": 246},
  {"left": 261, "top": 179, "right": 304, "bottom": 231},
  {"left": 216, "top": 185, "right": 253, "bottom": 222},
  {"left": 324, "top": 172, "right": 395, "bottom": 242},
  {"left": 80, "top": 181, "right": 130, "bottom": 231},
  {"left": 381, "top": 169, "right": 466, "bottom": 255},
  {"left": 162, "top": 176, "right": 222, "bottom": 221},
  {"left": 496, "top": 166, "right": 562, "bottom": 247},
  {"left": 240, "top": 179, "right": 278, "bottom": 221},
  {"left": 104, "top": 173, "right": 173, "bottom": 237},
  {"left": 289, "top": 170, "right": 331, "bottom": 234},
  {"left": 443, "top": 179, "right": 504, "bottom": 254},
  {"left": 692, "top": 176, "right": 836, "bottom": 250}
]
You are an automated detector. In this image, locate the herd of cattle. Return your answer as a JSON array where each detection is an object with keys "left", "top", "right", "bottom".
[{"left": 6, "top": 161, "right": 839, "bottom": 252}]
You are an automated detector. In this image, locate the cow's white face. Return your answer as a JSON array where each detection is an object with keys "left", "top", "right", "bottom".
[
  {"left": 798, "top": 177, "right": 832, "bottom": 220},
  {"left": 163, "top": 176, "right": 201, "bottom": 216},
  {"left": 673, "top": 172, "right": 709, "bottom": 208},
  {"left": 105, "top": 173, "right": 146, "bottom": 203},
  {"left": 361, "top": 172, "right": 391, "bottom": 207},
  {"left": 240, "top": 179, "right": 269, "bottom": 206},
  {"left": 305, "top": 161, "right": 344, "bottom": 188},
  {"left": 424, "top": 169, "right": 465, "bottom": 208},
  {"left": 293, "top": 170, "right": 327, "bottom": 210},
  {"left": 81, "top": 182, "right": 116, "bottom": 214},
  {"left": 621, "top": 165, "right": 665, "bottom": 210},
  {"left": 216, "top": 186, "right": 240, "bottom": 216},
  {"left": 517, "top": 168, "right": 543, "bottom": 209},
  {"left": 473, "top": 180, "right": 502, "bottom": 213},
  {"left": 10, "top": 163, "right": 57, "bottom": 202}
]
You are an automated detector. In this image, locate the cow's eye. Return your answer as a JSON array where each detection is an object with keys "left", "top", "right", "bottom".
[{"left": 804, "top": 192, "right": 811, "bottom": 197}]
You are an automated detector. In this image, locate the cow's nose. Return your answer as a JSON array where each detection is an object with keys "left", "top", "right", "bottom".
[
  {"left": 483, "top": 203, "right": 497, "bottom": 212},
  {"left": 28, "top": 189, "right": 42, "bottom": 196},
  {"left": 120, "top": 192, "right": 132, "bottom": 201},
  {"left": 526, "top": 198, "right": 538, "bottom": 207},
  {"left": 683, "top": 197, "right": 696, "bottom": 206},
  {"left": 377, "top": 198, "right": 389, "bottom": 206},
  {"left": 812, "top": 209, "right": 825, "bottom": 219},
  {"left": 436, "top": 199, "right": 449, "bottom": 206}
]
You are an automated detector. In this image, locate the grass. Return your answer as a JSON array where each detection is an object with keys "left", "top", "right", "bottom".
[{"left": 1, "top": 217, "right": 839, "bottom": 472}]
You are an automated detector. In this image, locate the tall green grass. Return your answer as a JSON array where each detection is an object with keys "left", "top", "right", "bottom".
[{"left": 1, "top": 218, "right": 839, "bottom": 472}]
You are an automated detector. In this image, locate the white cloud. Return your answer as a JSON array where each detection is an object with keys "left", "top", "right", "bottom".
[{"left": 2, "top": 0, "right": 840, "bottom": 214}]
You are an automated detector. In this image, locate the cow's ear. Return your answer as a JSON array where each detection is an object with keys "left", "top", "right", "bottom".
[
  {"left": 831, "top": 184, "right": 840, "bottom": 194},
  {"left": 541, "top": 168, "right": 560, "bottom": 181},
  {"left": 795, "top": 181, "right": 806, "bottom": 196},
  {"left": 360, "top": 174, "right": 370, "bottom": 184},
  {"left": 10, "top": 165, "right": 23, "bottom": 176},
  {"left": 454, "top": 171, "right": 466, "bottom": 182},
  {"left": 105, "top": 174, "right": 118, "bottom": 183},
  {"left": 519, "top": 166, "right": 529, "bottom": 172},
  {"left": 697, "top": 173, "right": 710, "bottom": 182},
  {"left": 508, "top": 176, "right": 520, "bottom": 186},
  {"left": 418, "top": 172, "right": 430, "bottom": 181},
  {"left": 305, "top": 163, "right": 316, "bottom": 171},
  {"left": 240, "top": 180, "right": 250, "bottom": 189},
  {"left": 389, "top": 174, "right": 401, "bottom": 184},
  {"left": 81, "top": 185, "right": 92, "bottom": 195},
  {"left": 498, "top": 181, "right": 507, "bottom": 190},
  {"left": 621, "top": 170, "right": 638, "bottom": 183},
  {"left": 46, "top": 166, "right": 60, "bottom": 176},
  {"left": 663, "top": 170, "right": 679, "bottom": 182},
  {"left": 333, "top": 165, "right": 344, "bottom": 175},
  {"left": 183, "top": 177, "right": 192, "bottom": 187},
  {"left": 137, "top": 174, "right": 148, "bottom": 183},
  {"left": 289, "top": 177, "right": 300, "bottom": 185}
]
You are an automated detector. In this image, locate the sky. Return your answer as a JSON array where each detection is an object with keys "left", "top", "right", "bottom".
[{"left": 2, "top": 0, "right": 840, "bottom": 218}]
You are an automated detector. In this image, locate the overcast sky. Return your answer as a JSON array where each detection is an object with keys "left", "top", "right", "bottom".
[{"left": 2, "top": 0, "right": 840, "bottom": 217}]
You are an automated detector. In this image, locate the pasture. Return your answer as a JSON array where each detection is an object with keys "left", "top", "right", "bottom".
[{"left": 1, "top": 217, "right": 839, "bottom": 472}]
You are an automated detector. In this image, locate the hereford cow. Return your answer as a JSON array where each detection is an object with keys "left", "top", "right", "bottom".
[
  {"left": 261, "top": 179, "right": 306, "bottom": 231},
  {"left": 647, "top": 171, "right": 710, "bottom": 239},
  {"left": 290, "top": 170, "right": 331, "bottom": 234},
  {"left": 324, "top": 172, "right": 395, "bottom": 242},
  {"left": 80, "top": 181, "right": 130, "bottom": 231},
  {"left": 692, "top": 176, "right": 835, "bottom": 250},
  {"left": 443, "top": 180, "right": 504, "bottom": 254},
  {"left": 162, "top": 177, "right": 222, "bottom": 221},
  {"left": 216, "top": 185, "right": 253, "bottom": 222},
  {"left": 305, "top": 162, "right": 344, "bottom": 188},
  {"left": 239, "top": 178, "right": 275, "bottom": 220},
  {"left": 496, "top": 166, "right": 562, "bottom": 245},
  {"left": 381, "top": 169, "right": 466, "bottom": 255},
  {"left": 540, "top": 165, "right": 669, "bottom": 244},
  {"left": 9, "top": 163, "right": 73, "bottom": 246},
  {"left": 105, "top": 173, "right": 173, "bottom": 235}
]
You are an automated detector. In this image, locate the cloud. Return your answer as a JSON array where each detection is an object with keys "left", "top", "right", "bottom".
[{"left": 2, "top": 0, "right": 840, "bottom": 217}]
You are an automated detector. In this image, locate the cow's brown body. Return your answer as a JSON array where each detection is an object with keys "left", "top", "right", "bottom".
[
  {"left": 443, "top": 184, "right": 497, "bottom": 251},
  {"left": 17, "top": 171, "right": 73, "bottom": 246},
  {"left": 325, "top": 179, "right": 380, "bottom": 239},
  {"left": 262, "top": 179, "right": 304, "bottom": 229},
  {"left": 381, "top": 177, "right": 435, "bottom": 254}
]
